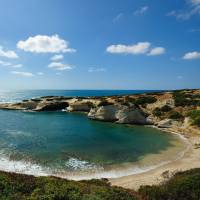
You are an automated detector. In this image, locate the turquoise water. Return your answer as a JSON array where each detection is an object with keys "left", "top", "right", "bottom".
[{"left": 0, "top": 109, "right": 184, "bottom": 178}]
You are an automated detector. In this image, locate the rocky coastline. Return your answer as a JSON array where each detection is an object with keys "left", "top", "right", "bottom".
[
  {"left": 0, "top": 89, "right": 199, "bottom": 136},
  {"left": 0, "top": 89, "right": 199, "bottom": 190}
]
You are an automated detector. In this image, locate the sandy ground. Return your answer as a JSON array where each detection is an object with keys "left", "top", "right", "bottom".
[{"left": 109, "top": 135, "right": 200, "bottom": 190}]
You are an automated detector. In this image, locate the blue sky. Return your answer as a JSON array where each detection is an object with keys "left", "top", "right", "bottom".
[{"left": 0, "top": 0, "right": 199, "bottom": 90}]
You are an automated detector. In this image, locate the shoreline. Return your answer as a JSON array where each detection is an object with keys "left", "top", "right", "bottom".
[
  {"left": 109, "top": 129, "right": 200, "bottom": 190},
  {"left": 0, "top": 113, "right": 193, "bottom": 184},
  {"left": 0, "top": 89, "right": 199, "bottom": 190}
]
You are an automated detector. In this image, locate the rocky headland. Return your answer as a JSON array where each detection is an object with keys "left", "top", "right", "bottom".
[
  {"left": 0, "top": 89, "right": 199, "bottom": 135},
  {"left": 0, "top": 89, "right": 199, "bottom": 190}
]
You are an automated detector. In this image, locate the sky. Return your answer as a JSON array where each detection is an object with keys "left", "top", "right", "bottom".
[{"left": 0, "top": 0, "right": 199, "bottom": 90}]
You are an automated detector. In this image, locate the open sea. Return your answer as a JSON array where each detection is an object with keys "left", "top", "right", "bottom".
[{"left": 0, "top": 90, "right": 186, "bottom": 179}]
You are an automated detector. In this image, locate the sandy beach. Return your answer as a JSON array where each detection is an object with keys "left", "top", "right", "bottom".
[{"left": 109, "top": 133, "right": 200, "bottom": 190}]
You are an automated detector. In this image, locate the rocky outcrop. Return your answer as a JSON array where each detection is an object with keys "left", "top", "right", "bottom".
[
  {"left": 116, "top": 107, "right": 151, "bottom": 124},
  {"left": 0, "top": 101, "right": 38, "bottom": 110},
  {"left": 0, "top": 89, "right": 199, "bottom": 129},
  {"left": 157, "top": 119, "right": 177, "bottom": 128},
  {"left": 88, "top": 105, "right": 118, "bottom": 121},
  {"left": 67, "top": 101, "right": 93, "bottom": 112},
  {"left": 88, "top": 104, "right": 150, "bottom": 124}
]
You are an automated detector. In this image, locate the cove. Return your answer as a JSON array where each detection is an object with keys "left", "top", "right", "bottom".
[{"left": 0, "top": 110, "right": 185, "bottom": 179}]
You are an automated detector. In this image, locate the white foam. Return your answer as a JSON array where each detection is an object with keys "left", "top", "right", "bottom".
[
  {"left": 0, "top": 154, "right": 50, "bottom": 176},
  {"left": 65, "top": 158, "right": 97, "bottom": 170}
]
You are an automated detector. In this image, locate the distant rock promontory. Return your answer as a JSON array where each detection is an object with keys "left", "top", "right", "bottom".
[{"left": 0, "top": 89, "right": 199, "bottom": 135}]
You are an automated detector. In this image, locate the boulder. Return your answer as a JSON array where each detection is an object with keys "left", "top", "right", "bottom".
[
  {"left": 157, "top": 119, "right": 175, "bottom": 128},
  {"left": 88, "top": 105, "right": 117, "bottom": 121},
  {"left": 88, "top": 104, "right": 150, "bottom": 124},
  {"left": 116, "top": 107, "right": 150, "bottom": 125}
]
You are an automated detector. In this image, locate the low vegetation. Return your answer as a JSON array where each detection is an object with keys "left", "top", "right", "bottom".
[
  {"left": 0, "top": 168, "right": 200, "bottom": 200},
  {"left": 169, "top": 111, "right": 183, "bottom": 120},
  {"left": 135, "top": 96, "right": 157, "bottom": 106},
  {"left": 187, "top": 110, "right": 200, "bottom": 127},
  {"left": 139, "top": 168, "right": 200, "bottom": 200},
  {"left": 0, "top": 171, "right": 138, "bottom": 200},
  {"left": 153, "top": 105, "right": 173, "bottom": 117},
  {"left": 173, "top": 91, "right": 200, "bottom": 107},
  {"left": 97, "top": 100, "right": 114, "bottom": 107}
]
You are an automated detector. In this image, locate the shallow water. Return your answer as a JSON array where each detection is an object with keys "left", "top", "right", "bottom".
[{"left": 0, "top": 110, "right": 186, "bottom": 178}]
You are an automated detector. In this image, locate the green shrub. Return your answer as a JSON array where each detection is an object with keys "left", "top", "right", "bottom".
[
  {"left": 0, "top": 171, "right": 138, "bottom": 200},
  {"left": 160, "top": 105, "right": 172, "bottom": 112},
  {"left": 169, "top": 111, "right": 183, "bottom": 119},
  {"left": 153, "top": 105, "right": 172, "bottom": 117},
  {"left": 173, "top": 91, "right": 200, "bottom": 107},
  {"left": 97, "top": 100, "right": 113, "bottom": 107},
  {"left": 153, "top": 108, "right": 162, "bottom": 117},
  {"left": 139, "top": 168, "right": 200, "bottom": 200},
  {"left": 187, "top": 110, "right": 200, "bottom": 127},
  {"left": 135, "top": 96, "right": 157, "bottom": 105}
]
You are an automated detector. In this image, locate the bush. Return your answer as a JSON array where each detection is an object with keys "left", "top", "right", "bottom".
[
  {"left": 153, "top": 105, "right": 172, "bottom": 117},
  {"left": 0, "top": 171, "right": 138, "bottom": 200},
  {"left": 135, "top": 96, "right": 157, "bottom": 105},
  {"left": 160, "top": 105, "right": 172, "bottom": 112},
  {"left": 173, "top": 91, "right": 200, "bottom": 107},
  {"left": 187, "top": 110, "right": 200, "bottom": 127},
  {"left": 97, "top": 100, "right": 113, "bottom": 107},
  {"left": 169, "top": 111, "right": 183, "bottom": 119},
  {"left": 139, "top": 168, "right": 200, "bottom": 200},
  {"left": 153, "top": 108, "right": 162, "bottom": 117}
]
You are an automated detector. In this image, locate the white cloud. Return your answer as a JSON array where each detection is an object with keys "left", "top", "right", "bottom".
[
  {"left": 88, "top": 67, "right": 106, "bottom": 72},
  {"left": 11, "top": 71, "right": 34, "bottom": 77},
  {"left": 0, "top": 61, "right": 23, "bottom": 68},
  {"left": 48, "top": 62, "right": 74, "bottom": 71},
  {"left": 106, "top": 42, "right": 165, "bottom": 56},
  {"left": 148, "top": 47, "right": 166, "bottom": 56},
  {"left": 113, "top": 13, "right": 123, "bottom": 23},
  {"left": 134, "top": 6, "right": 149, "bottom": 15},
  {"left": 17, "top": 35, "right": 76, "bottom": 53},
  {"left": 167, "top": 0, "right": 200, "bottom": 20},
  {"left": 183, "top": 51, "right": 200, "bottom": 59},
  {"left": 37, "top": 72, "right": 44, "bottom": 75},
  {"left": 106, "top": 42, "right": 151, "bottom": 55},
  {"left": 0, "top": 60, "right": 11, "bottom": 66},
  {"left": 0, "top": 46, "right": 18, "bottom": 59},
  {"left": 51, "top": 54, "right": 64, "bottom": 61}
]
